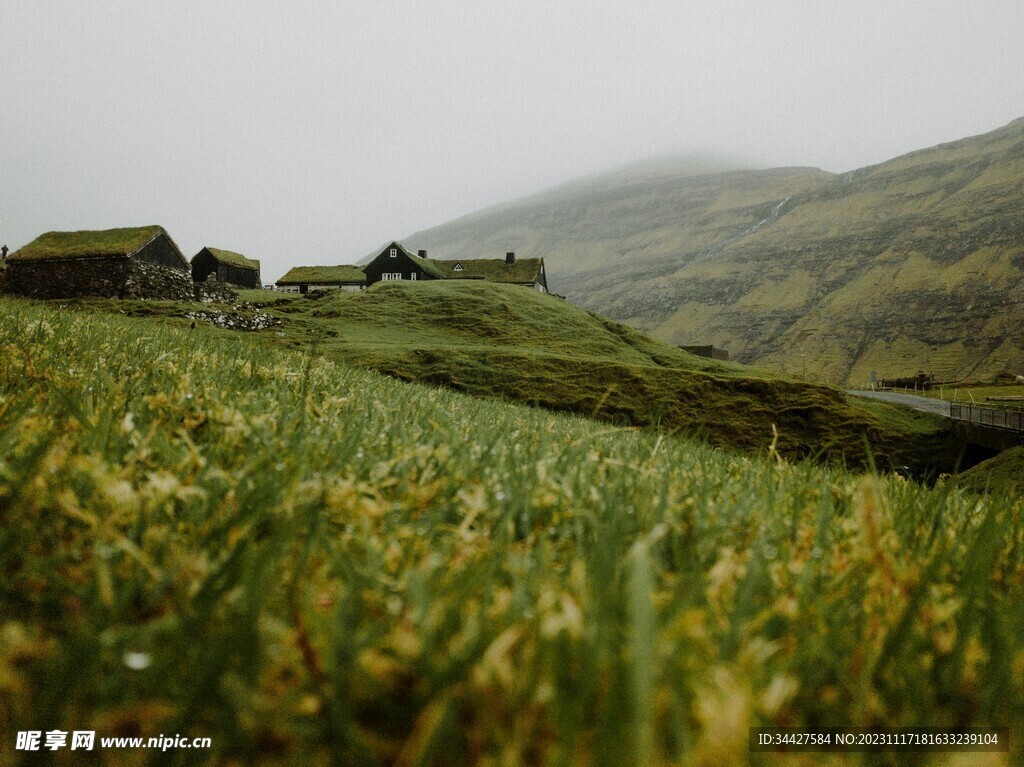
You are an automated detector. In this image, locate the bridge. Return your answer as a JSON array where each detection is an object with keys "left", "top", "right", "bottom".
[
  {"left": 849, "top": 390, "right": 1024, "bottom": 451},
  {"left": 949, "top": 402, "right": 1024, "bottom": 433}
]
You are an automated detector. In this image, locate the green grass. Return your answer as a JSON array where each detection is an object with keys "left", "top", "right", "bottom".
[
  {"left": 1, "top": 296, "right": 1022, "bottom": 765},
  {"left": 917, "top": 384, "right": 1024, "bottom": 409},
  {"left": 954, "top": 447, "right": 1024, "bottom": 495},
  {"left": 54, "top": 281, "right": 962, "bottom": 475},
  {"left": 250, "top": 281, "right": 957, "bottom": 475}
]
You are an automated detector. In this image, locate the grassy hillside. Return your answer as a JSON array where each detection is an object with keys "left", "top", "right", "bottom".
[
  {"left": 401, "top": 118, "right": 1024, "bottom": 386},
  {"left": 235, "top": 281, "right": 953, "bottom": 474},
  {"left": 1, "top": 296, "right": 1022, "bottom": 765},
  {"left": 955, "top": 446, "right": 1024, "bottom": 495}
]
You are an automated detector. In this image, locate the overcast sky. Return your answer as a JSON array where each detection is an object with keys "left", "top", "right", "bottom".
[{"left": 2, "top": 1, "right": 1021, "bottom": 280}]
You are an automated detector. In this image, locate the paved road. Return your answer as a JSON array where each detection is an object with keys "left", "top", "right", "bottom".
[{"left": 847, "top": 390, "right": 952, "bottom": 417}]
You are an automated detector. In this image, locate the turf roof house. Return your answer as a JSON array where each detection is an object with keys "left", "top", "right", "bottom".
[
  {"left": 4, "top": 226, "right": 195, "bottom": 301},
  {"left": 364, "top": 242, "right": 549, "bottom": 292},
  {"left": 191, "top": 247, "right": 261, "bottom": 289},
  {"left": 275, "top": 265, "right": 366, "bottom": 293}
]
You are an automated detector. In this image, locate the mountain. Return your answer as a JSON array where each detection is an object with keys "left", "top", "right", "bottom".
[{"left": 401, "top": 119, "right": 1024, "bottom": 385}]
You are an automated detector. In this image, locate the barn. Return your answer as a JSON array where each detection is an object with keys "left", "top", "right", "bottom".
[
  {"left": 3, "top": 226, "right": 194, "bottom": 301},
  {"left": 276, "top": 265, "right": 367, "bottom": 294},
  {"left": 192, "top": 247, "right": 261, "bottom": 288}
]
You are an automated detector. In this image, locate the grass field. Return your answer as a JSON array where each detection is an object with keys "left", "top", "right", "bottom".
[
  {"left": 241, "top": 282, "right": 958, "bottom": 476},
  {"left": 916, "top": 384, "right": 1024, "bottom": 409},
  {"left": 1, "top": 295, "right": 1022, "bottom": 765}
]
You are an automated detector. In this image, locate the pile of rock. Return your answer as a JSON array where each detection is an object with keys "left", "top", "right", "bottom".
[{"left": 185, "top": 309, "right": 280, "bottom": 331}]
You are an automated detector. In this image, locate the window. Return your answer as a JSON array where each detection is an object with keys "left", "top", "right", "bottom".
[
  {"left": 381, "top": 272, "right": 402, "bottom": 281},
  {"left": 390, "top": 248, "right": 397, "bottom": 257},
  {"left": 453, "top": 263, "right": 463, "bottom": 271},
  {"left": 410, "top": 273, "right": 417, "bottom": 280}
]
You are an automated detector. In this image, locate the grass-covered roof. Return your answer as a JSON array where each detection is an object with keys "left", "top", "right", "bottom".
[
  {"left": 406, "top": 252, "right": 451, "bottom": 280},
  {"left": 431, "top": 257, "right": 544, "bottom": 284},
  {"left": 205, "top": 247, "right": 260, "bottom": 272},
  {"left": 9, "top": 226, "right": 167, "bottom": 262},
  {"left": 277, "top": 265, "right": 367, "bottom": 285}
]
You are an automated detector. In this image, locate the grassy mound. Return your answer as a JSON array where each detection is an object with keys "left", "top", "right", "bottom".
[
  {"left": 253, "top": 281, "right": 955, "bottom": 473},
  {"left": 1, "top": 296, "right": 1021, "bottom": 765},
  {"left": 954, "top": 446, "right": 1024, "bottom": 495}
]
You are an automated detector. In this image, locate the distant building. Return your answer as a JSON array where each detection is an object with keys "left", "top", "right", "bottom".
[
  {"left": 363, "top": 241, "right": 549, "bottom": 292},
  {"left": 275, "top": 265, "right": 367, "bottom": 294},
  {"left": 679, "top": 345, "right": 730, "bottom": 362},
  {"left": 3, "top": 226, "right": 193, "bottom": 301},
  {"left": 191, "top": 247, "right": 261, "bottom": 288}
]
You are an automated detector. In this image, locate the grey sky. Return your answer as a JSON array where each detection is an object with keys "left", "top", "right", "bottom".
[{"left": 2, "top": 1, "right": 1021, "bottom": 281}]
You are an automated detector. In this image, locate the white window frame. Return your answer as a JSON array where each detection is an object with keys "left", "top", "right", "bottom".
[
  {"left": 390, "top": 248, "right": 397, "bottom": 257},
  {"left": 410, "top": 272, "right": 417, "bottom": 281}
]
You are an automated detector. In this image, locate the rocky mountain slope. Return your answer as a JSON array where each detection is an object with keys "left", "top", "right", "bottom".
[{"left": 402, "top": 118, "right": 1024, "bottom": 385}]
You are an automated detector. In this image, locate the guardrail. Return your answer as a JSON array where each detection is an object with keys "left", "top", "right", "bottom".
[{"left": 949, "top": 402, "right": 1024, "bottom": 433}]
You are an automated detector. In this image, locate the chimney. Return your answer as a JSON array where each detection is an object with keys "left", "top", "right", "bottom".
[
  {"left": 417, "top": 249, "right": 427, "bottom": 258},
  {"left": 505, "top": 251, "right": 515, "bottom": 265}
]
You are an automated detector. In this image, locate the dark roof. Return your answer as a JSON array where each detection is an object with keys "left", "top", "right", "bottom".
[
  {"left": 277, "top": 265, "right": 367, "bottom": 285},
  {"left": 432, "top": 258, "right": 544, "bottom": 284},
  {"left": 8, "top": 226, "right": 173, "bottom": 262},
  {"left": 203, "top": 247, "right": 260, "bottom": 272}
]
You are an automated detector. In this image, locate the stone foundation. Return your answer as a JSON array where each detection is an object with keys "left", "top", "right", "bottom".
[{"left": 3, "top": 257, "right": 194, "bottom": 301}]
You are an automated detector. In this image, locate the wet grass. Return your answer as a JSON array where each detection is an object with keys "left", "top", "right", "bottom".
[{"left": 1, "top": 296, "right": 1022, "bottom": 765}]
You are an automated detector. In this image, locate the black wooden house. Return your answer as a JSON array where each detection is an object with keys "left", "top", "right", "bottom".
[
  {"left": 362, "top": 241, "right": 549, "bottom": 292},
  {"left": 362, "top": 242, "right": 449, "bottom": 284},
  {"left": 191, "top": 247, "right": 261, "bottom": 288}
]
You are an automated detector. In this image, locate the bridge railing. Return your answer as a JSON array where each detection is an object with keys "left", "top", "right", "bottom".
[{"left": 949, "top": 402, "right": 1024, "bottom": 433}]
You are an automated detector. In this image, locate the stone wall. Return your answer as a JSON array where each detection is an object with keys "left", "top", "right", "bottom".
[
  {"left": 3, "top": 256, "right": 194, "bottom": 301},
  {"left": 125, "top": 260, "right": 195, "bottom": 301},
  {"left": 195, "top": 280, "right": 239, "bottom": 303},
  {"left": 5, "top": 256, "right": 130, "bottom": 299}
]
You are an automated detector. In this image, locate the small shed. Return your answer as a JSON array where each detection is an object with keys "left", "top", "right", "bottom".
[
  {"left": 192, "top": 247, "right": 261, "bottom": 288},
  {"left": 276, "top": 265, "right": 367, "bottom": 294},
  {"left": 3, "top": 226, "right": 193, "bottom": 301}
]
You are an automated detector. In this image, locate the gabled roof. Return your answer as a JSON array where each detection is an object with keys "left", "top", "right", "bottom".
[
  {"left": 8, "top": 226, "right": 174, "bottom": 262},
  {"left": 432, "top": 258, "right": 544, "bottom": 284},
  {"left": 277, "top": 265, "right": 367, "bottom": 285},
  {"left": 202, "top": 247, "right": 260, "bottom": 272},
  {"left": 375, "top": 241, "right": 449, "bottom": 279}
]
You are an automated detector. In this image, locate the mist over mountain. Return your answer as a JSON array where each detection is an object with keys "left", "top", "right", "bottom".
[{"left": 402, "top": 118, "right": 1024, "bottom": 384}]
